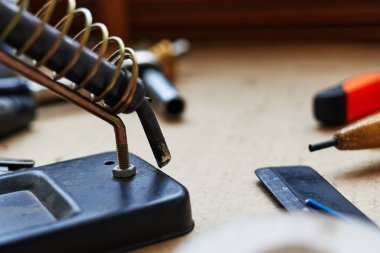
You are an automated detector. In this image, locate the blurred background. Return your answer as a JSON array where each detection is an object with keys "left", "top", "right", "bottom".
[
  {"left": 29, "top": 0, "right": 380, "bottom": 44},
  {"left": 4, "top": 2, "right": 380, "bottom": 252}
]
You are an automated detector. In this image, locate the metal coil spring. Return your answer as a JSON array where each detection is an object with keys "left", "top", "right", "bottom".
[{"left": 0, "top": 0, "right": 138, "bottom": 114}]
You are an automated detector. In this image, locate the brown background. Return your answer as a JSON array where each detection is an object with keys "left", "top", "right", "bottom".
[{"left": 30, "top": 0, "right": 380, "bottom": 43}]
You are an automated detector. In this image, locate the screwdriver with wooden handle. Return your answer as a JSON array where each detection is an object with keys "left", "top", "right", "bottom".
[{"left": 309, "top": 112, "right": 380, "bottom": 152}]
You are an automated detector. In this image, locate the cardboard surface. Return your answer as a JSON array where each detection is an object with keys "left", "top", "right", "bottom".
[{"left": 2, "top": 42, "right": 380, "bottom": 252}]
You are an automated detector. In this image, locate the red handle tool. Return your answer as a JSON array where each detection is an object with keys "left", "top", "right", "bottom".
[{"left": 314, "top": 73, "right": 380, "bottom": 125}]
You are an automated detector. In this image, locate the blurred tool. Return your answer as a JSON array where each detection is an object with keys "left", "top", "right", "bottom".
[
  {"left": 309, "top": 112, "right": 380, "bottom": 152},
  {"left": 0, "top": 75, "right": 62, "bottom": 138},
  {"left": 0, "top": 157, "right": 34, "bottom": 174},
  {"left": 0, "top": 45, "right": 35, "bottom": 138},
  {"left": 255, "top": 166, "right": 374, "bottom": 224},
  {"left": 0, "top": 77, "right": 35, "bottom": 138},
  {"left": 314, "top": 73, "right": 380, "bottom": 125},
  {"left": 135, "top": 39, "right": 189, "bottom": 119}
]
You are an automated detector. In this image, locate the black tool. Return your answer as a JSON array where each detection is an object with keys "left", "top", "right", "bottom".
[
  {"left": 0, "top": 77, "right": 36, "bottom": 138},
  {"left": 0, "top": 157, "right": 34, "bottom": 174},
  {"left": 135, "top": 39, "right": 189, "bottom": 119},
  {"left": 141, "top": 67, "right": 185, "bottom": 118},
  {"left": 0, "top": 45, "right": 36, "bottom": 138},
  {"left": 313, "top": 73, "right": 380, "bottom": 125},
  {"left": 255, "top": 166, "right": 375, "bottom": 225},
  {"left": 0, "top": 73, "right": 67, "bottom": 138}
]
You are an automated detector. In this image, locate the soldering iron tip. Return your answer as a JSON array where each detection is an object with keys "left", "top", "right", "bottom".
[{"left": 309, "top": 138, "right": 337, "bottom": 152}]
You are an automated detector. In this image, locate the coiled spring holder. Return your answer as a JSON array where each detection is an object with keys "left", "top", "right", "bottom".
[{"left": 0, "top": 0, "right": 171, "bottom": 177}]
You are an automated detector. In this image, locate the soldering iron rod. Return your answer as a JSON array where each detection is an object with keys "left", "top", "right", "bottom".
[
  {"left": 0, "top": 2, "right": 171, "bottom": 168},
  {"left": 0, "top": 1, "right": 143, "bottom": 111}
]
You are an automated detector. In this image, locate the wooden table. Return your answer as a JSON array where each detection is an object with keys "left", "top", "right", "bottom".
[{"left": 3, "top": 42, "right": 380, "bottom": 252}]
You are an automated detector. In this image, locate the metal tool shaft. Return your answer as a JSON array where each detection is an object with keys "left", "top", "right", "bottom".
[{"left": 137, "top": 98, "right": 171, "bottom": 168}]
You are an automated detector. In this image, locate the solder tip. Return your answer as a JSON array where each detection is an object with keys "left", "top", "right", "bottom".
[{"left": 309, "top": 138, "right": 338, "bottom": 152}]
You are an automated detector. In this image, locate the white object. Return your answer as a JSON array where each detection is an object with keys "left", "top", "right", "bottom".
[{"left": 175, "top": 213, "right": 380, "bottom": 253}]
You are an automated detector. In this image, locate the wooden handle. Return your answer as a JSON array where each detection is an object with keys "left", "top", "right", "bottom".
[{"left": 336, "top": 112, "right": 380, "bottom": 150}]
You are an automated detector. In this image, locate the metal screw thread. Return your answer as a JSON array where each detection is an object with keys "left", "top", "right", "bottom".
[{"left": 116, "top": 142, "right": 130, "bottom": 170}]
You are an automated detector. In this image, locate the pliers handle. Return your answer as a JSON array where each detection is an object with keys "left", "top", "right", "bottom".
[{"left": 0, "top": 77, "right": 36, "bottom": 138}]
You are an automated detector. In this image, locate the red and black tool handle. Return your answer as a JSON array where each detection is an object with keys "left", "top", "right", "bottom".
[{"left": 314, "top": 73, "right": 380, "bottom": 125}]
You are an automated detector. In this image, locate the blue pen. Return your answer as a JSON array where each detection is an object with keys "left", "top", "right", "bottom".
[{"left": 305, "top": 198, "right": 351, "bottom": 222}]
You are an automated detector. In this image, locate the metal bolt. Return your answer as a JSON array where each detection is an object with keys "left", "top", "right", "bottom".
[{"left": 113, "top": 142, "right": 136, "bottom": 178}]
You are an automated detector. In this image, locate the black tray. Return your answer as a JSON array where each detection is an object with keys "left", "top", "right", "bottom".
[{"left": 0, "top": 152, "right": 194, "bottom": 252}]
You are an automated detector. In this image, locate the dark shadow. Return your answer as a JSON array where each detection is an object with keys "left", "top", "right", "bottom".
[
  {"left": 161, "top": 116, "right": 186, "bottom": 125},
  {"left": 338, "top": 161, "right": 380, "bottom": 181},
  {"left": 0, "top": 125, "right": 33, "bottom": 143}
]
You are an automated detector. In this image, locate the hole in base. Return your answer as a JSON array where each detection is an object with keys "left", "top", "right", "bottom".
[{"left": 104, "top": 161, "right": 115, "bottom": 166}]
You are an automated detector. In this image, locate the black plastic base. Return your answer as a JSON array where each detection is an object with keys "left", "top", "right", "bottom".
[{"left": 0, "top": 152, "right": 194, "bottom": 253}]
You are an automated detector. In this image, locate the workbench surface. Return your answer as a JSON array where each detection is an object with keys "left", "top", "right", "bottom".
[{"left": 3, "top": 42, "right": 380, "bottom": 252}]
